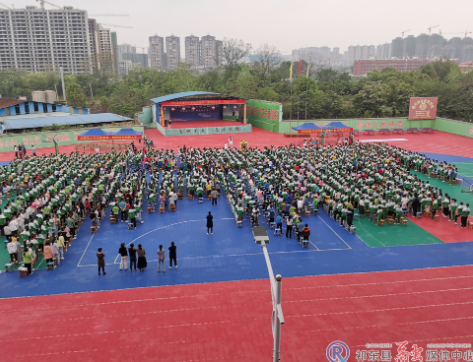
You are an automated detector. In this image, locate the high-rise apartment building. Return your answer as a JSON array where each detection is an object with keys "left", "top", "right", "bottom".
[
  {"left": 165, "top": 35, "right": 181, "bottom": 70},
  {"left": 403, "top": 35, "right": 416, "bottom": 58},
  {"left": 216, "top": 40, "right": 223, "bottom": 66},
  {"left": 0, "top": 6, "right": 92, "bottom": 73},
  {"left": 200, "top": 35, "right": 217, "bottom": 68},
  {"left": 89, "top": 23, "right": 115, "bottom": 74},
  {"left": 149, "top": 35, "right": 165, "bottom": 69},
  {"left": 111, "top": 32, "right": 118, "bottom": 75},
  {"left": 185, "top": 35, "right": 200, "bottom": 67},
  {"left": 118, "top": 44, "right": 136, "bottom": 61},
  {"left": 122, "top": 53, "right": 148, "bottom": 69},
  {"left": 118, "top": 60, "right": 133, "bottom": 76}
]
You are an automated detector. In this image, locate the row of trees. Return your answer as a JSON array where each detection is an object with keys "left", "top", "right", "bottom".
[{"left": 1, "top": 50, "right": 472, "bottom": 122}]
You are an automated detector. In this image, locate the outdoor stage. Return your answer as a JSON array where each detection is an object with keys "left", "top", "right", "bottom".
[
  {"left": 169, "top": 120, "right": 242, "bottom": 129},
  {"left": 157, "top": 119, "right": 252, "bottom": 137},
  {"left": 151, "top": 91, "right": 253, "bottom": 137}
]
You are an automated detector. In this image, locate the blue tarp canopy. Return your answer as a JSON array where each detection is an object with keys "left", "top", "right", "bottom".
[
  {"left": 78, "top": 129, "right": 110, "bottom": 137},
  {"left": 320, "top": 122, "right": 353, "bottom": 131},
  {"left": 291, "top": 123, "right": 323, "bottom": 132},
  {"left": 114, "top": 128, "right": 143, "bottom": 136}
]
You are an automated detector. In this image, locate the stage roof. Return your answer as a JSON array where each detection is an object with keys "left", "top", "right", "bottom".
[{"left": 150, "top": 91, "right": 245, "bottom": 104}]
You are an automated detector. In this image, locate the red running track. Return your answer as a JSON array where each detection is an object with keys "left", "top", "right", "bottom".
[
  {"left": 1, "top": 129, "right": 473, "bottom": 161},
  {"left": 1, "top": 266, "right": 473, "bottom": 362}
]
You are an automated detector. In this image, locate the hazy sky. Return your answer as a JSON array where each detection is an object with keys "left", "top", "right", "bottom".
[{"left": 15, "top": 0, "right": 472, "bottom": 54}]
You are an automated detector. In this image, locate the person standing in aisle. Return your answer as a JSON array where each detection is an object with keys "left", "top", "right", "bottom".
[
  {"left": 22, "top": 247, "right": 34, "bottom": 275},
  {"left": 97, "top": 248, "right": 106, "bottom": 275},
  {"left": 128, "top": 243, "right": 137, "bottom": 271},
  {"left": 460, "top": 203, "right": 470, "bottom": 229},
  {"left": 137, "top": 244, "right": 147, "bottom": 272},
  {"left": 169, "top": 242, "right": 177, "bottom": 269},
  {"left": 206, "top": 211, "right": 213, "bottom": 235},
  {"left": 118, "top": 243, "right": 128, "bottom": 270},
  {"left": 157, "top": 245, "right": 165, "bottom": 272},
  {"left": 211, "top": 188, "right": 218, "bottom": 206},
  {"left": 285, "top": 217, "right": 293, "bottom": 239}
]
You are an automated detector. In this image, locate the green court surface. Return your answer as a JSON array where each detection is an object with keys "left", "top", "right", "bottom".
[
  {"left": 412, "top": 171, "right": 473, "bottom": 205},
  {"left": 0, "top": 236, "right": 46, "bottom": 272},
  {"left": 456, "top": 162, "right": 473, "bottom": 178},
  {"left": 353, "top": 215, "right": 444, "bottom": 247}
]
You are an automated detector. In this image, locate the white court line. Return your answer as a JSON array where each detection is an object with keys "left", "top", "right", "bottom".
[
  {"left": 77, "top": 247, "right": 351, "bottom": 267},
  {"left": 76, "top": 234, "right": 95, "bottom": 268},
  {"left": 306, "top": 315, "right": 473, "bottom": 334},
  {"left": 316, "top": 214, "right": 352, "bottom": 250},
  {"left": 72, "top": 218, "right": 351, "bottom": 268},
  {"left": 285, "top": 286, "right": 473, "bottom": 303},
  {"left": 3, "top": 264, "right": 473, "bottom": 301},
  {"left": 359, "top": 138, "right": 408, "bottom": 143}
]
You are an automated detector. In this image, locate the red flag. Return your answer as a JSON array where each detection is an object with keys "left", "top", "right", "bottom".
[{"left": 298, "top": 58, "right": 302, "bottom": 75}]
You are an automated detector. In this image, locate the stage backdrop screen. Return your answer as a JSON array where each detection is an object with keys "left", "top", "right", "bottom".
[
  {"left": 170, "top": 105, "right": 221, "bottom": 122},
  {"left": 408, "top": 97, "right": 438, "bottom": 120}
]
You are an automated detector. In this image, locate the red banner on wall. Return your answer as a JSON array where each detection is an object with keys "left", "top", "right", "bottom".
[
  {"left": 162, "top": 100, "right": 246, "bottom": 106},
  {"left": 408, "top": 97, "right": 438, "bottom": 120}
]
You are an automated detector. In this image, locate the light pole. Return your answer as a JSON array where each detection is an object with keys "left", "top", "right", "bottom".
[{"left": 252, "top": 226, "right": 284, "bottom": 362}]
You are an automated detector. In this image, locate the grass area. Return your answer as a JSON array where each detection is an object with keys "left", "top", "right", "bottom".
[{"left": 353, "top": 214, "right": 444, "bottom": 247}]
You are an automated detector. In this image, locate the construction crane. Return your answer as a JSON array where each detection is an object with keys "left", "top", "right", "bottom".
[
  {"left": 428, "top": 25, "right": 440, "bottom": 35},
  {"left": 101, "top": 24, "right": 133, "bottom": 29},
  {"left": 401, "top": 29, "right": 411, "bottom": 38},
  {"left": 36, "top": 0, "right": 62, "bottom": 9}
]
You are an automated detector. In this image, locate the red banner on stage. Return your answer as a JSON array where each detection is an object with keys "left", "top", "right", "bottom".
[
  {"left": 162, "top": 99, "right": 246, "bottom": 106},
  {"left": 408, "top": 97, "right": 438, "bottom": 120}
]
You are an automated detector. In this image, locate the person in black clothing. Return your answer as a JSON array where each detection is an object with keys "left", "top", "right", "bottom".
[
  {"left": 169, "top": 241, "right": 177, "bottom": 269},
  {"left": 128, "top": 243, "right": 137, "bottom": 271},
  {"left": 412, "top": 195, "right": 421, "bottom": 218},
  {"left": 206, "top": 211, "right": 213, "bottom": 235},
  {"left": 118, "top": 243, "right": 128, "bottom": 270}
]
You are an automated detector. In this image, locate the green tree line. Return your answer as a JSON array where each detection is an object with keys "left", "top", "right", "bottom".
[{"left": 1, "top": 60, "right": 472, "bottom": 122}]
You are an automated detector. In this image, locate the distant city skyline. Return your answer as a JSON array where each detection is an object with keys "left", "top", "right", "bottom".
[{"left": 13, "top": 0, "right": 473, "bottom": 54}]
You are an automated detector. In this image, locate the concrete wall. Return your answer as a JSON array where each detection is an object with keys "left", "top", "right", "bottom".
[
  {"left": 433, "top": 118, "right": 473, "bottom": 139},
  {"left": 136, "top": 106, "right": 153, "bottom": 124},
  {"left": 251, "top": 116, "right": 472, "bottom": 139}
]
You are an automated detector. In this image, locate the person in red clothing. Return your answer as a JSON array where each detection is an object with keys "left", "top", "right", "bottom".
[{"left": 85, "top": 198, "right": 91, "bottom": 215}]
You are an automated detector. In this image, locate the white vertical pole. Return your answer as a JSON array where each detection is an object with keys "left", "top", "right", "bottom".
[{"left": 273, "top": 274, "right": 282, "bottom": 362}]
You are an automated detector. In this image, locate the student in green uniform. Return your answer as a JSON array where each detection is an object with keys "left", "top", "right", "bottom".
[{"left": 460, "top": 203, "right": 470, "bottom": 229}]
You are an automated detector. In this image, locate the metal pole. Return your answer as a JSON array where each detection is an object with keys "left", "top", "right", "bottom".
[
  {"left": 274, "top": 274, "right": 282, "bottom": 362},
  {"left": 260, "top": 240, "right": 284, "bottom": 362},
  {"left": 60, "top": 67, "right": 66, "bottom": 102}
]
